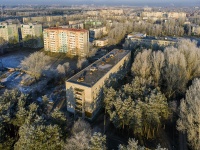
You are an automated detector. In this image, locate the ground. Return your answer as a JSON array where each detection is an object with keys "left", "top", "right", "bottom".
[
  {"left": 0, "top": 49, "right": 36, "bottom": 68},
  {"left": 0, "top": 48, "right": 77, "bottom": 100}
]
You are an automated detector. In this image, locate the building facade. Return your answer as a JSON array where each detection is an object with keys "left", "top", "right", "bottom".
[
  {"left": 43, "top": 27, "right": 89, "bottom": 57},
  {"left": 89, "top": 26, "right": 107, "bottom": 39},
  {"left": 126, "top": 33, "right": 177, "bottom": 48},
  {"left": 66, "top": 49, "right": 131, "bottom": 120},
  {"left": 21, "top": 23, "right": 42, "bottom": 39},
  {"left": 93, "top": 38, "right": 108, "bottom": 47},
  {"left": 141, "top": 11, "right": 186, "bottom": 19},
  {"left": 0, "top": 22, "right": 19, "bottom": 42}
]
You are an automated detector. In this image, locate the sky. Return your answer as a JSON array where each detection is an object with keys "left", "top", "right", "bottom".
[{"left": 0, "top": 0, "right": 200, "bottom": 6}]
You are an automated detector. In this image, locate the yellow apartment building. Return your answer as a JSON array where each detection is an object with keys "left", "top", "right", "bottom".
[
  {"left": 93, "top": 38, "right": 108, "bottom": 47},
  {"left": 66, "top": 49, "right": 131, "bottom": 120},
  {"left": 43, "top": 27, "right": 89, "bottom": 57}
]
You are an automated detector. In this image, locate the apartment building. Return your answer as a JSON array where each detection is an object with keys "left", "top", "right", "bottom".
[
  {"left": 167, "top": 12, "right": 186, "bottom": 19},
  {"left": 93, "top": 38, "right": 108, "bottom": 47},
  {"left": 89, "top": 26, "right": 107, "bottom": 39},
  {"left": 141, "top": 11, "right": 186, "bottom": 19},
  {"left": 126, "top": 33, "right": 177, "bottom": 47},
  {"left": 66, "top": 49, "right": 131, "bottom": 120},
  {"left": 141, "top": 11, "right": 163, "bottom": 18},
  {"left": 100, "top": 9, "right": 124, "bottom": 15},
  {"left": 191, "top": 25, "right": 200, "bottom": 35},
  {"left": 23, "top": 15, "right": 64, "bottom": 23},
  {"left": 43, "top": 27, "right": 89, "bottom": 57},
  {"left": 0, "top": 22, "right": 19, "bottom": 42},
  {"left": 86, "top": 10, "right": 100, "bottom": 16},
  {"left": 60, "top": 23, "right": 84, "bottom": 29},
  {"left": 21, "top": 23, "right": 42, "bottom": 39}
]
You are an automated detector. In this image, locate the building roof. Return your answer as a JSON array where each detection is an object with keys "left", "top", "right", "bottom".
[
  {"left": 44, "top": 27, "right": 88, "bottom": 32},
  {"left": 129, "top": 33, "right": 178, "bottom": 42},
  {"left": 67, "top": 49, "right": 130, "bottom": 87}
]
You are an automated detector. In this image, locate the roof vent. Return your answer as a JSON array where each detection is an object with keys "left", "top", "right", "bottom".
[
  {"left": 90, "top": 64, "right": 98, "bottom": 72},
  {"left": 118, "top": 49, "right": 123, "bottom": 53},
  {"left": 105, "top": 55, "right": 110, "bottom": 62},
  {"left": 101, "top": 58, "right": 106, "bottom": 66},
  {"left": 110, "top": 53, "right": 115, "bottom": 58},
  {"left": 77, "top": 75, "right": 85, "bottom": 82}
]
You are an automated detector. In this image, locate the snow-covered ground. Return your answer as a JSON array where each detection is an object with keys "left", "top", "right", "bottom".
[{"left": 0, "top": 51, "right": 33, "bottom": 68}]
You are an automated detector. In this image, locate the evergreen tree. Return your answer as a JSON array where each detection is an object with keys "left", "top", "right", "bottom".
[
  {"left": 14, "top": 123, "right": 64, "bottom": 150},
  {"left": 104, "top": 78, "right": 170, "bottom": 139}
]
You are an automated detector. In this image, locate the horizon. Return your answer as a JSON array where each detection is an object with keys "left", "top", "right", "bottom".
[{"left": 0, "top": 0, "right": 200, "bottom": 7}]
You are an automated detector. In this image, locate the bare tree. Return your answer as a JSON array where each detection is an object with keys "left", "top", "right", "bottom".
[
  {"left": 65, "top": 130, "right": 91, "bottom": 150},
  {"left": 20, "top": 52, "right": 51, "bottom": 79},
  {"left": 162, "top": 47, "right": 187, "bottom": 98},
  {"left": 131, "top": 49, "right": 152, "bottom": 79},
  {"left": 77, "top": 58, "right": 89, "bottom": 70},
  {"left": 177, "top": 78, "right": 200, "bottom": 150},
  {"left": 72, "top": 119, "right": 91, "bottom": 135},
  {"left": 151, "top": 51, "right": 164, "bottom": 86},
  {"left": 57, "top": 62, "right": 70, "bottom": 76},
  {"left": 177, "top": 39, "right": 200, "bottom": 81}
]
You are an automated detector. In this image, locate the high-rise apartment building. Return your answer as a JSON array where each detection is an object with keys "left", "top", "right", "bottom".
[
  {"left": 0, "top": 22, "right": 19, "bottom": 42},
  {"left": 43, "top": 28, "right": 89, "bottom": 57},
  {"left": 21, "top": 23, "right": 42, "bottom": 39},
  {"left": 66, "top": 49, "right": 131, "bottom": 120}
]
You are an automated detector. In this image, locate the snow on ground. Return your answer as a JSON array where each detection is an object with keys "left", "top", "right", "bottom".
[{"left": 0, "top": 50, "right": 33, "bottom": 68}]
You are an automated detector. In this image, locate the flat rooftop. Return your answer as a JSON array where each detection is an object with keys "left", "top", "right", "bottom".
[
  {"left": 44, "top": 27, "right": 88, "bottom": 33},
  {"left": 67, "top": 49, "right": 130, "bottom": 87}
]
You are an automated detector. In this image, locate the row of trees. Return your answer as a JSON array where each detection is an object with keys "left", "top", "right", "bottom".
[
  {"left": 131, "top": 39, "right": 200, "bottom": 99},
  {"left": 105, "top": 18, "right": 188, "bottom": 47},
  {"left": 132, "top": 20, "right": 184, "bottom": 37}
]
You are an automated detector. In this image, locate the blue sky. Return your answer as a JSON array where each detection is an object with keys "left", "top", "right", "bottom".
[{"left": 0, "top": 0, "right": 199, "bottom": 6}]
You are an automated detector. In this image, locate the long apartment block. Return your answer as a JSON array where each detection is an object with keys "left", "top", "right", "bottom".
[
  {"left": 66, "top": 49, "right": 131, "bottom": 120},
  {"left": 43, "top": 27, "right": 89, "bottom": 57},
  {"left": 21, "top": 23, "right": 42, "bottom": 39},
  {"left": 0, "top": 22, "right": 19, "bottom": 42}
]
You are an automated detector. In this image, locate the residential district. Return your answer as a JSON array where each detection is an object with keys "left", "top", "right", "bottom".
[{"left": 0, "top": 4, "right": 200, "bottom": 150}]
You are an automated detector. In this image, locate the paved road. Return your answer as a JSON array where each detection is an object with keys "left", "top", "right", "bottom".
[{"left": 179, "top": 132, "right": 188, "bottom": 150}]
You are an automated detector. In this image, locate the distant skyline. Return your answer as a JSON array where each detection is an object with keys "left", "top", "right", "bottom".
[{"left": 0, "top": 0, "right": 200, "bottom": 7}]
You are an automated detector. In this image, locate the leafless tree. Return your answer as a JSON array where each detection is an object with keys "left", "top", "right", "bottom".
[
  {"left": 77, "top": 58, "right": 89, "bottom": 70},
  {"left": 20, "top": 52, "right": 51, "bottom": 79},
  {"left": 72, "top": 119, "right": 91, "bottom": 135},
  {"left": 57, "top": 62, "right": 70, "bottom": 76},
  {"left": 162, "top": 47, "right": 187, "bottom": 98},
  {"left": 132, "top": 49, "right": 152, "bottom": 79},
  {"left": 177, "top": 78, "right": 200, "bottom": 150}
]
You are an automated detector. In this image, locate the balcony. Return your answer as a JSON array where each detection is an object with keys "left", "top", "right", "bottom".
[
  {"left": 75, "top": 106, "right": 82, "bottom": 112},
  {"left": 76, "top": 99, "right": 83, "bottom": 105},
  {"left": 74, "top": 88, "right": 84, "bottom": 92},
  {"left": 75, "top": 92, "right": 83, "bottom": 96}
]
